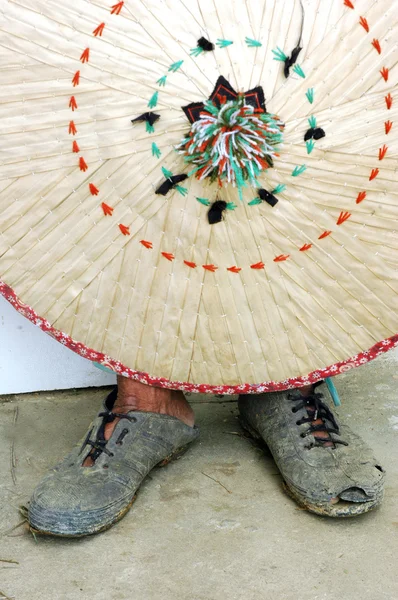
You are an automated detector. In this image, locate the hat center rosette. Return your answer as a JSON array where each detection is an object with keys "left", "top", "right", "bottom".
[
  {"left": 177, "top": 95, "right": 284, "bottom": 191},
  {"left": 178, "top": 77, "right": 284, "bottom": 197}
]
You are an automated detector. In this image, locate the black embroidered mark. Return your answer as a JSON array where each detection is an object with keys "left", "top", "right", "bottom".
[
  {"left": 197, "top": 37, "right": 215, "bottom": 52},
  {"left": 304, "top": 127, "right": 326, "bottom": 141},
  {"left": 156, "top": 174, "right": 188, "bottom": 196},
  {"left": 258, "top": 188, "right": 279, "bottom": 207},
  {"left": 208, "top": 200, "right": 227, "bottom": 224},
  {"left": 131, "top": 112, "right": 160, "bottom": 126},
  {"left": 284, "top": 0, "right": 305, "bottom": 78},
  {"left": 284, "top": 45, "right": 302, "bottom": 78}
]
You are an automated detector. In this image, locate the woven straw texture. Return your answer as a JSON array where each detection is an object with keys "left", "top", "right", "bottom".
[{"left": 0, "top": 0, "right": 397, "bottom": 389}]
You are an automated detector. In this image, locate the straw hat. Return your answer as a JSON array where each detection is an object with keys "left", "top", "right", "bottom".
[{"left": 1, "top": 0, "right": 397, "bottom": 393}]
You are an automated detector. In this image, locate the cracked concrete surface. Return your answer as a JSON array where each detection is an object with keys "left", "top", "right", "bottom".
[{"left": 0, "top": 351, "right": 397, "bottom": 600}]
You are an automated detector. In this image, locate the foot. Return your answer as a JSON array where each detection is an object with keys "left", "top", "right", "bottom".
[
  {"left": 28, "top": 387, "right": 199, "bottom": 537},
  {"left": 108, "top": 375, "right": 195, "bottom": 433},
  {"left": 82, "top": 378, "right": 195, "bottom": 466},
  {"left": 238, "top": 383, "right": 385, "bottom": 517}
]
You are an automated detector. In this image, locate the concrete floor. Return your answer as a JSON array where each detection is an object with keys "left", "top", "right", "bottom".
[{"left": 0, "top": 353, "right": 397, "bottom": 600}]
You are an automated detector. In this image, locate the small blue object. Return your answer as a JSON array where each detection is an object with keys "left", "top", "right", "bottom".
[
  {"left": 93, "top": 362, "right": 115, "bottom": 375},
  {"left": 306, "top": 139, "right": 315, "bottom": 154},
  {"left": 196, "top": 197, "right": 211, "bottom": 206},
  {"left": 157, "top": 75, "right": 167, "bottom": 87},
  {"left": 272, "top": 183, "right": 286, "bottom": 194},
  {"left": 308, "top": 115, "right": 317, "bottom": 129},
  {"left": 151, "top": 142, "right": 161, "bottom": 158},
  {"left": 190, "top": 46, "right": 203, "bottom": 57},
  {"left": 148, "top": 91, "right": 159, "bottom": 109},
  {"left": 216, "top": 39, "right": 233, "bottom": 48},
  {"left": 325, "top": 377, "right": 341, "bottom": 407},
  {"left": 162, "top": 166, "right": 174, "bottom": 179},
  {"left": 272, "top": 47, "right": 287, "bottom": 62},
  {"left": 175, "top": 185, "right": 188, "bottom": 196},
  {"left": 292, "top": 164, "right": 307, "bottom": 177},
  {"left": 169, "top": 60, "right": 184, "bottom": 72},
  {"left": 306, "top": 88, "right": 315, "bottom": 104},
  {"left": 293, "top": 64, "right": 306, "bottom": 78},
  {"left": 245, "top": 37, "right": 262, "bottom": 48}
]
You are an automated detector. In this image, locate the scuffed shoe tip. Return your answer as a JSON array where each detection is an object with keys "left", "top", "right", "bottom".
[{"left": 339, "top": 487, "right": 375, "bottom": 503}]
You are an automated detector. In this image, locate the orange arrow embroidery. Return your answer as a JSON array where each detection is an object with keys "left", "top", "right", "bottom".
[
  {"left": 80, "top": 48, "right": 90, "bottom": 63},
  {"left": 274, "top": 255, "right": 290, "bottom": 262},
  {"left": 344, "top": 0, "right": 354, "bottom": 8},
  {"left": 69, "top": 120, "right": 77, "bottom": 135},
  {"left": 79, "top": 157, "right": 88, "bottom": 172},
  {"left": 385, "top": 120, "right": 393, "bottom": 135},
  {"left": 385, "top": 93, "right": 393, "bottom": 109},
  {"left": 369, "top": 168, "right": 379, "bottom": 181},
  {"left": 356, "top": 191, "right": 366, "bottom": 204},
  {"left": 318, "top": 231, "right": 332, "bottom": 240},
  {"left": 72, "top": 71, "right": 80, "bottom": 87},
  {"left": 371, "top": 39, "right": 381, "bottom": 54},
  {"left": 378, "top": 145, "right": 388, "bottom": 160},
  {"left": 227, "top": 266, "right": 242, "bottom": 273},
  {"left": 380, "top": 67, "right": 389, "bottom": 82},
  {"left": 111, "top": 1, "right": 124, "bottom": 14},
  {"left": 161, "top": 252, "right": 175, "bottom": 262},
  {"left": 119, "top": 224, "right": 130, "bottom": 236},
  {"left": 69, "top": 96, "right": 78, "bottom": 111},
  {"left": 140, "top": 240, "right": 153, "bottom": 249},
  {"left": 336, "top": 211, "right": 351, "bottom": 225},
  {"left": 359, "top": 17, "right": 369, "bottom": 32},
  {"left": 93, "top": 23, "right": 105, "bottom": 37},
  {"left": 184, "top": 261, "right": 197, "bottom": 269},
  {"left": 251, "top": 262, "right": 265, "bottom": 269},
  {"left": 299, "top": 244, "right": 312, "bottom": 252},
  {"left": 89, "top": 183, "right": 99, "bottom": 195},
  {"left": 72, "top": 140, "right": 80, "bottom": 153},
  {"left": 203, "top": 264, "right": 218, "bottom": 272},
  {"left": 101, "top": 203, "right": 114, "bottom": 216}
]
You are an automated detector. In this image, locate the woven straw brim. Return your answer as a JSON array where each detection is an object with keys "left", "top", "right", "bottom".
[{"left": 0, "top": 0, "right": 397, "bottom": 391}]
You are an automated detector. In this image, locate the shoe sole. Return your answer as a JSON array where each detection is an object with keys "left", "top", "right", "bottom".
[
  {"left": 239, "top": 416, "right": 383, "bottom": 518},
  {"left": 28, "top": 443, "right": 192, "bottom": 538}
]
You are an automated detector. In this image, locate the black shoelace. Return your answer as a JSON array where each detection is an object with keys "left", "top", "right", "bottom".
[
  {"left": 85, "top": 410, "right": 137, "bottom": 462},
  {"left": 289, "top": 388, "right": 348, "bottom": 449}
]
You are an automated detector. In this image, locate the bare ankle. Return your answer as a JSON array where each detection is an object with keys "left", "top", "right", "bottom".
[{"left": 115, "top": 377, "right": 195, "bottom": 427}]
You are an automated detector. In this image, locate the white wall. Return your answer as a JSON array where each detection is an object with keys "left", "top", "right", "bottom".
[{"left": 0, "top": 295, "right": 116, "bottom": 394}]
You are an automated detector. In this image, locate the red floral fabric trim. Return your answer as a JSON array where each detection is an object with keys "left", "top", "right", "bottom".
[{"left": 1, "top": 280, "right": 397, "bottom": 394}]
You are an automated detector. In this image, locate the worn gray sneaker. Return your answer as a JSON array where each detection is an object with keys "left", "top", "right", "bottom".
[
  {"left": 28, "top": 388, "right": 199, "bottom": 537},
  {"left": 238, "top": 385, "right": 385, "bottom": 517}
]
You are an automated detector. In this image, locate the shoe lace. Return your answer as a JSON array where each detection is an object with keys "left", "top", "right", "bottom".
[
  {"left": 84, "top": 410, "right": 137, "bottom": 462},
  {"left": 289, "top": 385, "right": 348, "bottom": 449}
]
